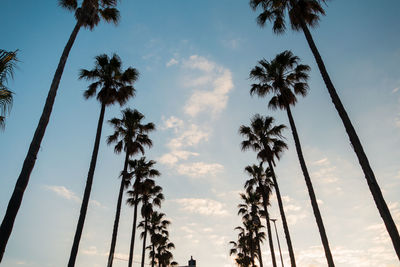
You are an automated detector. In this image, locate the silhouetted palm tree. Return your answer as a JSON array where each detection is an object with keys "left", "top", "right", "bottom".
[
  {"left": 126, "top": 158, "right": 161, "bottom": 267},
  {"left": 0, "top": 0, "right": 120, "bottom": 261},
  {"left": 138, "top": 182, "right": 164, "bottom": 267},
  {"left": 106, "top": 108, "right": 155, "bottom": 267},
  {"left": 250, "top": 50, "right": 334, "bottom": 265},
  {"left": 240, "top": 115, "right": 289, "bottom": 267},
  {"left": 230, "top": 227, "right": 252, "bottom": 267},
  {"left": 146, "top": 212, "right": 170, "bottom": 267},
  {"left": 153, "top": 235, "right": 176, "bottom": 267},
  {"left": 238, "top": 190, "right": 266, "bottom": 267},
  {"left": 249, "top": 0, "right": 400, "bottom": 259},
  {"left": 0, "top": 49, "right": 18, "bottom": 130},
  {"left": 68, "top": 53, "right": 137, "bottom": 266},
  {"left": 243, "top": 164, "right": 276, "bottom": 267}
]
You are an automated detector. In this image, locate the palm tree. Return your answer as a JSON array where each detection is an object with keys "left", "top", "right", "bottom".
[
  {"left": 106, "top": 109, "right": 155, "bottom": 267},
  {"left": 146, "top": 212, "right": 171, "bottom": 267},
  {"left": 230, "top": 228, "right": 252, "bottom": 267},
  {"left": 243, "top": 164, "right": 276, "bottom": 267},
  {"left": 238, "top": 190, "right": 266, "bottom": 267},
  {"left": 249, "top": 0, "right": 400, "bottom": 259},
  {"left": 126, "top": 158, "right": 161, "bottom": 267},
  {"left": 154, "top": 236, "right": 176, "bottom": 267},
  {"left": 68, "top": 53, "right": 137, "bottom": 266},
  {"left": 240, "top": 115, "right": 294, "bottom": 266},
  {"left": 0, "top": 49, "right": 18, "bottom": 130},
  {"left": 137, "top": 182, "right": 164, "bottom": 267},
  {"left": 249, "top": 50, "right": 334, "bottom": 265},
  {"left": 0, "top": 1, "right": 120, "bottom": 261}
]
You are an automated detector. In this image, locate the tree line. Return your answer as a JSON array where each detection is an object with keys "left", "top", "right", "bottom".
[
  {"left": 1, "top": 0, "right": 399, "bottom": 266},
  {"left": 229, "top": 0, "right": 399, "bottom": 266},
  {"left": 1, "top": 1, "right": 178, "bottom": 266}
]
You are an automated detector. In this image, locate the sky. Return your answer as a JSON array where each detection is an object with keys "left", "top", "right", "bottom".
[{"left": 1, "top": 0, "right": 400, "bottom": 266}]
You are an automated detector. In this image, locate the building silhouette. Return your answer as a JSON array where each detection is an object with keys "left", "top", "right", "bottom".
[{"left": 188, "top": 256, "right": 196, "bottom": 267}]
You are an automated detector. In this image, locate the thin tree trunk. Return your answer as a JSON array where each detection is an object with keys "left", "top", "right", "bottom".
[
  {"left": 268, "top": 162, "right": 296, "bottom": 267},
  {"left": 256, "top": 233, "right": 263, "bottom": 267},
  {"left": 151, "top": 243, "right": 155, "bottom": 267},
  {"left": 68, "top": 103, "right": 106, "bottom": 267},
  {"left": 107, "top": 151, "right": 130, "bottom": 267},
  {"left": 258, "top": 180, "right": 277, "bottom": 267},
  {"left": 128, "top": 194, "right": 139, "bottom": 267},
  {"left": 250, "top": 230, "right": 256, "bottom": 267},
  {"left": 0, "top": 21, "right": 82, "bottom": 263},
  {"left": 286, "top": 106, "right": 335, "bottom": 266},
  {"left": 141, "top": 216, "right": 149, "bottom": 267},
  {"left": 295, "top": 9, "right": 400, "bottom": 259}
]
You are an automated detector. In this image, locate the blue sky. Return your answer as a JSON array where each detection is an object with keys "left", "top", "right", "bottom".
[{"left": 1, "top": 0, "right": 400, "bottom": 266}]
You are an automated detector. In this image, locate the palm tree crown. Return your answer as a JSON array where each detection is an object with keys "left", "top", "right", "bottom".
[
  {"left": 79, "top": 53, "right": 137, "bottom": 106},
  {"left": 239, "top": 114, "right": 287, "bottom": 165},
  {"left": 0, "top": 49, "right": 18, "bottom": 129},
  {"left": 108, "top": 108, "right": 155, "bottom": 157},
  {"left": 249, "top": 0, "right": 327, "bottom": 34},
  {"left": 250, "top": 50, "right": 310, "bottom": 110},
  {"left": 59, "top": 0, "right": 120, "bottom": 29}
]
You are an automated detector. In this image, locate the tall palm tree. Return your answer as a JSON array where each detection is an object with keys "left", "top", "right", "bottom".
[
  {"left": 243, "top": 164, "right": 276, "bottom": 267},
  {"left": 238, "top": 191, "right": 266, "bottom": 267},
  {"left": 106, "top": 108, "right": 155, "bottom": 267},
  {"left": 250, "top": 50, "right": 334, "bottom": 265},
  {"left": 146, "top": 212, "right": 170, "bottom": 267},
  {"left": 153, "top": 235, "right": 176, "bottom": 267},
  {"left": 249, "top": 0, "right": 400, "bottom": 258},
  {"left": 230, "top": 227, "right": 252, "bottom": 267},
  {"left": 240, "top": 115, "right": 294, "bottom": 266},
  {"left": 0, "top": 1, "right": 120, "bottom": 261},
  {"left": 126, "top": 158, "right": 161, "bottom": 267},
  {"left": 138, "top": 182, "right": 164, "bottom": 267},
  {"left": 68, "top": 53, "right": 137, "bottom": 267},
  {"left": 0, "top": 49, "right": 18, "bottom": 130}
]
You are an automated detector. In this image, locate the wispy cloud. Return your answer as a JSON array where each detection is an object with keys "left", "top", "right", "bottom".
[
  {"left": 44, "top": 185, "right": 104, "bottom": 208},
  {"left": 166, "top": 58, "right": 179, "bottom": 67},
  {"left": 44, "top": 185, "right": 80, "bottom": 202},
  {"left": 173, "top": 198, "right": 229, "bottom": 217},
  {"left": 183, "top": 56, "right": 233, "bottom": 117},
  {"left": 176, "top": 162, "right": 224, "bottom": 178},
  {"left": 158, "top": 55, "right": 231, "bottom": 177}
]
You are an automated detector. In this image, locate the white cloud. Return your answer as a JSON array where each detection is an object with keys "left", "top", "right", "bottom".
[
  {"left": 82, "top": 246, "right": 99, "bottom": 255},
  {"left": 161, "top": 116, "right": 184, "bottom": 132},
  {"left": 44, "top": 185, "right": 104, "bottom": 208},
  {"left": 167, "top": 124, "right": 210, "bottom": 150},
  {"left": 45, "top": 185, "right": 80, "bottom": 202},
  {"left": 184, "top": 69, "right": 233, "bottom": 117},
  {"left": 177, "top": 162, "right": 224, "bottom": 178},
  {"left": 174, "top": 198, "right": 229, "bottom": 217},
  {"left": 183, "top": 55, "right": 216, "bottom": 72},
  {"left": 159, "top": 150, "right": 199, "bottom": 166},
  {"left": 282, "top": 196, "right": 308, "bottom": 225},
  {"left": 166, "top": 58, "right": 179, "bottom": 67},
  {"left": 392, "top": 87, "right": 399, "bottom": 93}
]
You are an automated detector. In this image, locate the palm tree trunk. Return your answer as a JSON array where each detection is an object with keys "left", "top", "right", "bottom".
[
  {"left": 268, "top": 162, "right": 296, "bottom": 267},
  {"left": 107, "top": 151, "right": 130, "bottom": 267},
  {"left": 128, "top": 194, "right": 139, "bottom": 267},
  {"left": 151, "top": 244, "right": 155, "bottom": 267},
  {"left": 258, "top": 180, "right": 277, "bottom": 267},
  {"left": 294, "top": 9, "right": 400, "bottom": 259},
  {"left": 141, "top": 216, "right": 149, "bottom": 267},
  {"left": 271, "top": 219, "right": 284, "bottom": 267},
  {"left": 0, "top": 21, "right": 82, "bottom": 263},
  {"left": 250, "top": 230, "right": 256, "bottom": 267},
  {"left": 286, "top": 105, "right": 335, "bottom": 266},
  {"left": 256, "top": 233, "right": 263, "bottom": 267},
  {"left": 68, "top": 103, "right": 106, "bottom": 267}
]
